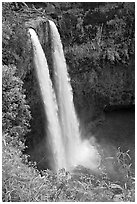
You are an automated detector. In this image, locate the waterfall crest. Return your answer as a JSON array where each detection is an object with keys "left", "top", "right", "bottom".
[{"left": 29, "top": 21, "right": 100, "bottom": 172}]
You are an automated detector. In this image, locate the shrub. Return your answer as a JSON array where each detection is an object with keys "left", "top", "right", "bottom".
[
  {"left": 2, "top": 65, "right": 31, "bottom": 149},
  {"left": 2, "top": 140, "right": 135, "bottom": 202}
]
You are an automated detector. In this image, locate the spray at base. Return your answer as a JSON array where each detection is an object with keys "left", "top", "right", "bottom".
[{"left": 69, "top": 139, "right": 101, "bottom": 170}]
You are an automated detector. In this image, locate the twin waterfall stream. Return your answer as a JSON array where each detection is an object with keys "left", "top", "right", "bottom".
[{"left": 29, "top": 20, "right": 100, "bottom": 172}]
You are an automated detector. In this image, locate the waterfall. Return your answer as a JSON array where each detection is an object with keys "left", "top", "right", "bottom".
[
  {"left": 49, "top": 20, "right": 80, "bottom": 169},
  {"left": 29, "top": 21, "right": 100, "bottom": 172},
  {"left": 49, "top": 20, "right": 100, "bottom": 171},
  {"left": 29, "top": 28, "right": 66, "bottom": 171}
]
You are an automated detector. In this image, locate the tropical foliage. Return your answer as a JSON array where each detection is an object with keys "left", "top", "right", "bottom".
[
  {"left": 2, "top": 65, "right": 31, "bottom": 149},
  {"left": 2, "top": 140, "right": 135, "bottom": 202}
]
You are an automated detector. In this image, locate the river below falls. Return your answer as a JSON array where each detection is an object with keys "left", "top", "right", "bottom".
[{"left": 91, "top": 106, "right": 135, "bottom": 174}]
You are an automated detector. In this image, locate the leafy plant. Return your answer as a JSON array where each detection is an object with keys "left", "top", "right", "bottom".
[{"left": 2, "top": 65, "right": 31, "bottom": 149}]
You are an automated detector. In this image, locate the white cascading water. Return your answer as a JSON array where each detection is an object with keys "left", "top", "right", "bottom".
[
  {"left": 29, "top": 21, "right": 100, "bottom": 172},
  {"left": 29, "top": 28, "right": 67, "bottom": 171},
  {"left": 49, "top": 20, "right": 101, "bottom": 171}
]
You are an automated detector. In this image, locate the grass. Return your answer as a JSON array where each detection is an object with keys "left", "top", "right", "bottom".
[{"left": 2, "top": 137, "right": 135, "bottom": 202}]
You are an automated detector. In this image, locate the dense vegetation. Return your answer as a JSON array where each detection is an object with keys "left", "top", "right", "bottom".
[{"left": 2, "top": 2, "right": 135, "bottom": 202}]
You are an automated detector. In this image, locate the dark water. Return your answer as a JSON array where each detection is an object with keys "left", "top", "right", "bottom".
[
  {"left": 94, "top": 107, "right": 135, "bottom": 174},
  {"left": 26, "top": 102, "right": 135, "bottom": 174}
]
